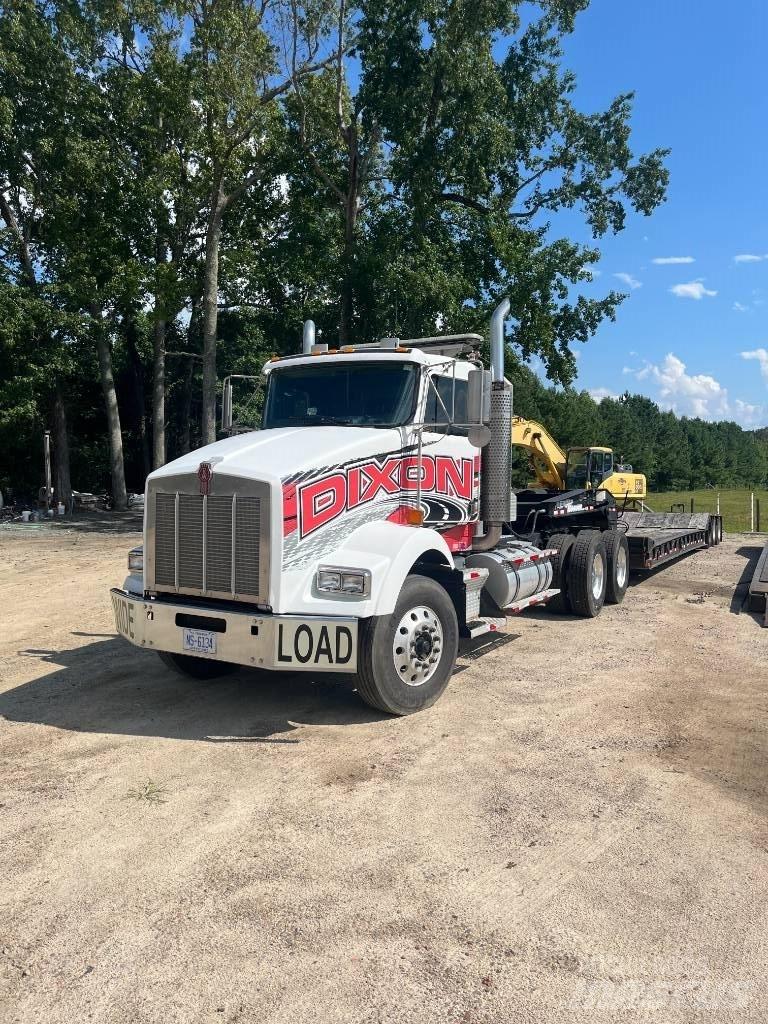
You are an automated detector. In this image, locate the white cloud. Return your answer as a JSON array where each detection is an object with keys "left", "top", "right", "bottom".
[
  {"left": 588, "top": 387, "right": 619, "bottom": 402},
  {"left": 733, "top": 301, "right": 749, "bottom": 313},
  {"left": 741, "top": 348, "right": 768, "bottom": 380},
  {"left": 614, "top": 272, "right": 642, "bottom": 290},
  {"left": 734, "top": 254, "right": 767, "bottom": 263},
  {"left": 652, "top": 256, "right": 695, "bottom": 265},
  {"left": 734, "top": 399, "right": 763, "bottom": 426},
  {"left": 669, "top": 280, "right": 717, "bottom": 300},
  {"left": 620, "top": 351, "right": 763, "bottom": 426}
]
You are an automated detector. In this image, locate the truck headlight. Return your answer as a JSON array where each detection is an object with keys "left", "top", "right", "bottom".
[
  {"left": 316, "top": 566, "right": 370, "bottom": 596},
  {"left": 128, "top": 546, "right": 144, "bottom": 573}
]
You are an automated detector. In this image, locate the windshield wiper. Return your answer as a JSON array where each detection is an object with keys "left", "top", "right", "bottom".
[{"left": 301, "top": 414, "right": 349, "bottom": 426}]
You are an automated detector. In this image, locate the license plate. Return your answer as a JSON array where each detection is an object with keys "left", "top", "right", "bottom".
[
  {"left": 183, "top": 628, "right": 217, "bottom": 655},
  {"left": 275, "top": 619, "right": 357, "bottom": 671}
]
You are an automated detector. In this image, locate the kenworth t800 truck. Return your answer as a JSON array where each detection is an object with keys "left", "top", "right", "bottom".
[{"left": 111, "top": 299, "right": 719, "bottom": 714}]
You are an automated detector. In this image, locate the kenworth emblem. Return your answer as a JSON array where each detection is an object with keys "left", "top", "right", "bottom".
[{"left": 197, "top": 462, "right": 213, "bottom": 496}]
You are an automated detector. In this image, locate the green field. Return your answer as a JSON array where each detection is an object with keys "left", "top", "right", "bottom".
[{"left": 648, "top": 489, "right": 768, "bottom": 533}]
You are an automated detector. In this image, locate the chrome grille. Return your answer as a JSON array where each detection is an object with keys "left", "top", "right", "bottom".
[
  {"left": 151, "top": 485, "right": 267, "bottom": 601},
  {"left": 178, "top": 495, "right": 204, "bottom": 589},
  {"left": 235, "top": 496, "right": 261, "bottom": 596},
  {"left": 155, "top": 493, "right": 176, "bottom": 585}
]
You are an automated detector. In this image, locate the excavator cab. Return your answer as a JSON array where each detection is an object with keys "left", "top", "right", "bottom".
[{"left": 565, "top": 447, "right": 613, "bottom": 491}]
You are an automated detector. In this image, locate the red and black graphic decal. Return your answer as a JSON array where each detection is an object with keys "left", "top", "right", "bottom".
[{"left": 282, "top": 451, "right": 477, "bottom": 540}]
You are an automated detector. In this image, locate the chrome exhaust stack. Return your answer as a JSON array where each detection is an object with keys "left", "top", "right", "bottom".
[
  {"left": 302, "top": 320, "right": 316, "bottom": 354},
  {"left": 473, "top": 298, "right": 514, "bottom": 551}
]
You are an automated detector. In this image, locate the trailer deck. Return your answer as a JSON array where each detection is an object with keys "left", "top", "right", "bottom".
[
  {"left": 620, "top": 510, "right": 719, "bottom": 571},
  {"left": 748, "top": 539, "right": 768, "bottom": 614}
]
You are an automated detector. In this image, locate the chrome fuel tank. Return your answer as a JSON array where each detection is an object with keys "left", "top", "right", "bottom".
[{"left": 465, "top": 540, "right": 553, "bottom": 611}]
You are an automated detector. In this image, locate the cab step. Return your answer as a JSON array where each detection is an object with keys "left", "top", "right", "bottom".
[{"left": 465, "top": 615, "right": 506, "bottom": 638}]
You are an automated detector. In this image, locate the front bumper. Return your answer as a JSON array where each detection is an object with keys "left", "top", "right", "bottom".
[{"left": 110, "top": 589, "right": 358, "bottom": 673}]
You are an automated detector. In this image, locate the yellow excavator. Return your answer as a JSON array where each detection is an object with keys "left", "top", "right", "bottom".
[{"left": 511, "top": 417, "right": 647, "bottom": 501}]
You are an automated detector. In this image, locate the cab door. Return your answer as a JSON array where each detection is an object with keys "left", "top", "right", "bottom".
[{"left": 419, "top": 370, "right": 480, "bottom": 533}]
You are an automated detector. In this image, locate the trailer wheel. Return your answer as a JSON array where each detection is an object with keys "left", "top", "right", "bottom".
[
  {"left": 604, "top": 530, "right": 629, "bottom": 605},
  {"left": 157, "top": 651, "right": 238, "bottom": 680},
  {"left": 547, "top": 533, "right": 575, "bottom": 613},
  {"left": 356, "top": 574, "right": 459, "bottom": 716},
  {"left": 568, "top": 531, "right": 608, "bottom": 618}
]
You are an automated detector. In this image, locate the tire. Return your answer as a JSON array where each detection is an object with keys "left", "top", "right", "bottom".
[
  {"left": 356, "top": 574, "right": 459, "bottom": 716},
  {"left": 604, "top": 530, "right": 629, "bottom": 605},
  {"left": 567, "top": 531, "right": 608, "bottom": 618},
  {"left": 158, "top": 650, "right": 239, "bottom": 680},
  {"left": 547, "top": 533, "right": 575, "bottom": 614}
]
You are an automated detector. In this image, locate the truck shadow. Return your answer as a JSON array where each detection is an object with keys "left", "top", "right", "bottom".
[
  {"left": 1, "top": 637, "right": 387, "bottom": 742},
  {"left": 627, "top": 543, "right": 764, "bottom": 619}
]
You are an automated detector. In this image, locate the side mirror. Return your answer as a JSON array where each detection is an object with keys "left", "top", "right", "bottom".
[
  {"left": 221, "top": 376, "right": 233, "bottom": 433},
  {"left": 467, "top": 368, "right": 492, "bottom": 447},
  {"left": 467, "top": 368, "right": 491, "bottom": 425}
]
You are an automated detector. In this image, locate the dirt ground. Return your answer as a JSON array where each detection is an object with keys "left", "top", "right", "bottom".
[{"left": 1, "top": 524, "right": 767, "bottom": 1023}]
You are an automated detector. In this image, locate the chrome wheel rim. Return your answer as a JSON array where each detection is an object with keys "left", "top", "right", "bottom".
[
  {"left": 392, "top": 605, "right": 443, "bottom": 687},
  {"left": 591, "top": 552, "right": 605, "bottom": 600},
  {"left": 615, "top": 545, "right": 628, "bottom": 589}
]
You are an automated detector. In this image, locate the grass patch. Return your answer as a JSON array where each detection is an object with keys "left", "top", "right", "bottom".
[
  {"left": 124, "top": 779, "right": 168, "bottom": 805},
  {"left": 648, "top": 488, "right": 768, "bottom": 533}
]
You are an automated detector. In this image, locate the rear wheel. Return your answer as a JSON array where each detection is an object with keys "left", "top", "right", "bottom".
[
  {"left": 158, "top": 651, "right": 238, "bottom": 680},
  {"left": 604, "top": 530, "right": 630, "bottom": 605},
  {"left": 356, "top": 574, "right": 459, "bottom": 716},
  {"left": 568, "top": 531, "right": 608, "bottom": 618},
  {"left": 547, "top": 533, "right": 575, "bottom": 614}
]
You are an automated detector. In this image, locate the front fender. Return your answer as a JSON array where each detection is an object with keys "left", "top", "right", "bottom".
[
  {"left": 278, "top": 521, "right": 456, "bottom": 618},
  {"left": 334, "top": 522, "right": 455, "bottom": 617}
]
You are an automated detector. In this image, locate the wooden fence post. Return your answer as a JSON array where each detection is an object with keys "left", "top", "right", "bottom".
[{"left": 690, "top": 497, "right": 694, "bottom": 514}]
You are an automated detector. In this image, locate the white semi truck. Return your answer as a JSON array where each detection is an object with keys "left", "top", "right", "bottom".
[{"left": 112, "top": 299, "right": 633, "bottom": 714}]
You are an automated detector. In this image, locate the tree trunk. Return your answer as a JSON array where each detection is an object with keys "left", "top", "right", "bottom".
[
  {"left": 93, "top": 306, "right": 128, "bottom": 511},
  {"left": 180, "top": 356, "right": 194, "bottom": 455},
  {"left": 339, "top": 128, "right": 360, "bottom": 345},
  {"left": 152, "top": 316, "right": 167, "bottom": 468},
  {"left": 52, "top": 381, "right": 72, "bottom": 506},
  {"left": 201, "top": 187, "right": 224, "bottom": 446},
  {"left": 124, "top": 317, "right": 151, "bottom": 480}
]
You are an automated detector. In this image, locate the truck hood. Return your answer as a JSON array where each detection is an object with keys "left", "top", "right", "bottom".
[{"left": 147, "top": 426, "right": 405, "bottom": 485}]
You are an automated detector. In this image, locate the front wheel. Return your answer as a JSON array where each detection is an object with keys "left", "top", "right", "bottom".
[
  {"left": 157, "top": 651, "right": 239, "bottom": 680},
  {"left": 356, "top": 574, "right": 459, "bottom": 715}
]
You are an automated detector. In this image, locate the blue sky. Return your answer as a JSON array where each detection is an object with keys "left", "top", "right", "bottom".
[{"left": 540, "top": 0, "right": 768, "bottom": 426}]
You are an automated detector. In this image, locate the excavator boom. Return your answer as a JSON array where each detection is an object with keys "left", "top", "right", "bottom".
[{"left": 511, "top": 417, "right": 567, "bottom": 490}]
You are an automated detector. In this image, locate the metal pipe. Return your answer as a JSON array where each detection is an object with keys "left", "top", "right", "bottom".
[
  {"left": 471, "top": 524, "right": 502, "bottom": 552},
  {"left": 474, "top": 298, "right": 512, "bottom": 551},
  {"left": 302, "top": 320, "right": 316, "bottom": 354},
  {"left": 490, "top": 297, "right": 510, "bottom": 382}
]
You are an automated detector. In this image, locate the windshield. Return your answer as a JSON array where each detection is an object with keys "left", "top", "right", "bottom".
[
  {"left": 566, "top": 449, "right": 611, "bottom": 490},
  {"left": 262, "top": 361, "right": 418, "bottom": 429},
  {"left": 565, "top": 449, "right": 590, "bottom": 489}
]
